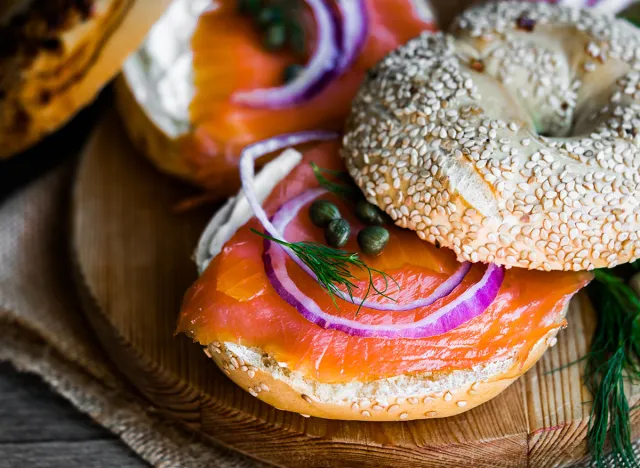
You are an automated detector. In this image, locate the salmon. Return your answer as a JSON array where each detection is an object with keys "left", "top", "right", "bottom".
[
  {"left": 181, "top": 0, "right": 435, "bottom": 195},
  {"left": 178, "top": 142, "right": 591, "bottom": 383}
]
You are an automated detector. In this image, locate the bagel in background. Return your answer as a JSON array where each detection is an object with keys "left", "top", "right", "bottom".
[
  {"left": 0, "top": 0, "right": 171, "bottom": 158},
  {"left": 115, "top": 0, "right": 438, "bottom": 196}
]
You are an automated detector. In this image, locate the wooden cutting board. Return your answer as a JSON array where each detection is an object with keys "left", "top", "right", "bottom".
[{"left": 71, "top": 113, "right": 640, "bottom": 467}]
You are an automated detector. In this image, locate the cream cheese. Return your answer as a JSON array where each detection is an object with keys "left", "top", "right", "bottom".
[
  {"left": 121, "top": 0, "right": 212, "bottom": 139},
  {"left": 195, "top": 148, "right": 303, "bottom": 273}
]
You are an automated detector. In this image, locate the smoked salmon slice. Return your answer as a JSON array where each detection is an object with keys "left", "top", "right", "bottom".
[
  {"left": 182, "top": 0, "right": 436, "bottom": 195},
  {"left": 178, "top": 142, "right": 591, "bottom": 383}
]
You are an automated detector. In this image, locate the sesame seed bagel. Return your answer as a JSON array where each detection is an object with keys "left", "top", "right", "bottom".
[
  {"left": 202, "top": 323, "right": 560, "bottom": 421},
  {"left": 0, "top": 0, "right": 171, "bottom": 158},
  {"left": 342, "top": 1, "right": 640, "bottom": 272}
]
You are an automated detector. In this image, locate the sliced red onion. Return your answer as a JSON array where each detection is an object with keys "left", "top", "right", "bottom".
[
  {"left": 265, "top": 240, "right": 504, "bottom": 338},
  {"left": 336, "top": 0, "right": 368, "bottom": 70},
  {"left": 239, "top": 131, "right": 337, "bottom": 249},
  {"left": 239, "top": 133, "right": 502, "bottom": 338},
  {"left": 232, "top": 0, "right": 340, "bottom": 108},
  {"left": 269, "top": 188, "right": 472, "bottom": 310}
]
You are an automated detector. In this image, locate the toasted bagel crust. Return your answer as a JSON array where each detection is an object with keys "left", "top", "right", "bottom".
[
  {"left": 0, "top": 0, "right": 171, "bottom": 157},
  {"left": 203, "top": 325, "right": 560, "bottom": 421}
]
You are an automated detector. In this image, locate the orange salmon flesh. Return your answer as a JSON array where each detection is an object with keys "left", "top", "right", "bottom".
[
  {"left": 181, "top": 0, "right": 436, "bottom": 195},
  {"left": 178, "top": 143, "right": 591, "bottom": 384}
]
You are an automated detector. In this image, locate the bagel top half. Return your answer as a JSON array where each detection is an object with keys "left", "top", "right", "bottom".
[
  {"left": 342, "top": 1, "right": 640, "bottom": 272},
  {"left": 0, "top": 0, "right": 171, "bottom": 158}
]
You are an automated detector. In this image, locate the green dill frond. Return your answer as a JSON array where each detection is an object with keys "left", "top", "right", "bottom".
[
  {"left": 253, "top": 229, "right": 398, "bottom": 312},
  {"left": 585, "top": 270, "right": 640, "bottom": 467},
  {"left": 311, "top": 162, "right": 363, "bottom": 201}
]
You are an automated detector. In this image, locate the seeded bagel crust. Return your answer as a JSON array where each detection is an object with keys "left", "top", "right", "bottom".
[
  {"left": 0, "top": 0, "right": 170, "bottom": 158},
  {"left": 203, "top": 323, "right": 561, "bottom": 421},
  {"left": 342, "top": 1, "right": 640, "bottom": 271}
]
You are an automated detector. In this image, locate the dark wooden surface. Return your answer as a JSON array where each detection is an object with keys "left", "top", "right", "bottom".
[
  {"left": 0, "top": 90, "right": 147, "bottom": 467},
  {"left": 0, "top": 363, "right": 146, "bottom": 467}
]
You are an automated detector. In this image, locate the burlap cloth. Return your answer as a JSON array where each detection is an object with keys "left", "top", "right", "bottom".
[{"left": 0, "top": 164, "right": 266, "bottom": 467}]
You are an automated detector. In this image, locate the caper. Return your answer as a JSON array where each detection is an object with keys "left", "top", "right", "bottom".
[
  {"left": 263, "top": 23, "right": 286, "bottom": 51},
  {"left": 283, "top": 64, "right": 304, "bottom": 84},
  {"left": 325, "top": 219, "right": 350, "bottom": 248},
  {"left": 309, "top": 200, "right": 340, "bottom": 228},
  {"left": 257, "top": 6, "right": 283, "bottom": 26},
  {"left": 238, "top": 0, "right": 261, "bottom": 16},
  {"left": 355, "top": 200, "right": 388, "bottom": 226},
  {"left": 357, "top": 226, "right": 389, "bottom": 256}
]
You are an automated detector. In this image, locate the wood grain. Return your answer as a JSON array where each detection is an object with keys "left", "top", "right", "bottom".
[
  {"left": 0, "top": 363, "right": 145, "bottom": 467},
  {"left": 70, "top": 113, "right": 640, "bottom": 467}
]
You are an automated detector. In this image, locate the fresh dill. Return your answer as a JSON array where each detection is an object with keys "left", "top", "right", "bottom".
[
  {"left": 311, "top": 162, "right": 364, "bottom": 201},
  {"left": 253, "top": 228, "right": 398, "bottom": 312},
  {"left": 585, "top": 267, "right": 640, "bottom": 467}
]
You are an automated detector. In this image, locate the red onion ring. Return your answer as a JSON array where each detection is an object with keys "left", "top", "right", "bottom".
[
  {"left": 336, "top": 0, "right": 368, "bottom": 70},
  {"left": 269, "top": 188, "right": 473, "bottom": 310},
  {"left": 239, "top": 131, "right": 337, "bottom": 250},
  {"left": 232, "top": 0, "right": 340, "bottom": 108},
  {"left": 265, "top": 239, "right": 504, "bottom": 338},
  {"left": 239, "top": 133, "right": 503, "bottom": 338}
]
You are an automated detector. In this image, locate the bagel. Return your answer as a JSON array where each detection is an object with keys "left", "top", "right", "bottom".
[
  {"left": 178, "top": 143, "right": 590, "bottom": 421},
  {"left": 0, "top": 0, "right": 171, "bottom": 158},
  {"left": 342, "top": 1, "right": 640, "bottom": 271}
]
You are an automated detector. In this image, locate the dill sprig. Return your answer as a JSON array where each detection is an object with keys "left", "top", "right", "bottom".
[
  {"left": 311, "top": 162, "right": 364, "bottom": 201},
  {"left": 253, "top": 228, "right": 398, "bottom": 311},
  {"left": 585, "top": 267, "right": 640, "bottom": 467}
]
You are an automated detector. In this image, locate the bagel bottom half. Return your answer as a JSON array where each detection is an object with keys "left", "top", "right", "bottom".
[{"left": 201, "top": 311, "right": 564, "bottom": 421}]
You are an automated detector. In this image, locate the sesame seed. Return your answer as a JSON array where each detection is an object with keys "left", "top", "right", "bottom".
[{"left": 341, "top": 3, "right": 640, "bottom": 272}]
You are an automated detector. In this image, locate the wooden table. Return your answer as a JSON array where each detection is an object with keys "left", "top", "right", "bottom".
[{"left": 0, "top": 363, "right": 145, "bottom": 467}]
